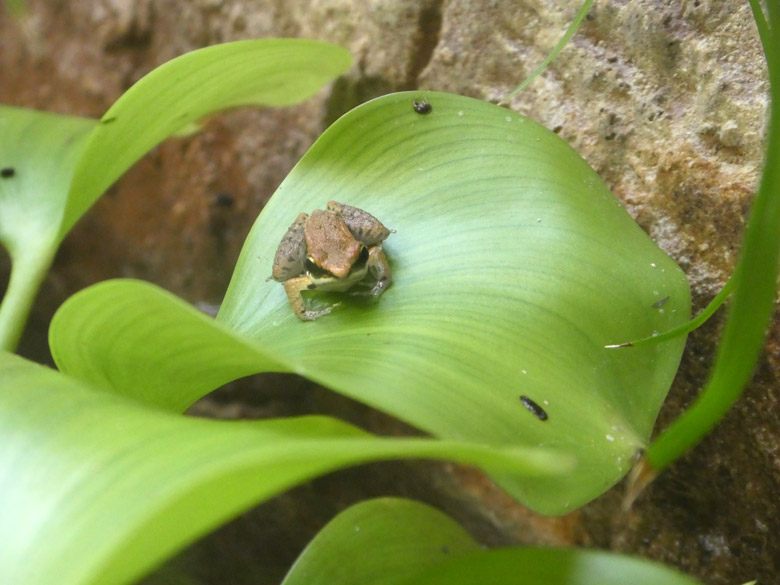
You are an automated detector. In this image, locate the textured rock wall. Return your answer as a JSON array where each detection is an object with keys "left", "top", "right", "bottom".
[{"left": 1, "top": 1, "right": 776, "bottom": 584}]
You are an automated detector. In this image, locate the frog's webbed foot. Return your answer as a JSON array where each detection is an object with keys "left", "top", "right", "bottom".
[
  {"left": 352, "top": 245, "right": 392, "bottom": 297},
  {"left": 283, "top": 276, "right": 340, "bottom": 321}
]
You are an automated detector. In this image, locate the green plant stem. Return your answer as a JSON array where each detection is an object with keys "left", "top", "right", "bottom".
[
  {"left": 0, "top": 244, "right": 56, "bottom": 352},
  {"left": 501, "top": 0, "right": 594, "bottom": 104},
  {"left": 748, "top": 0, "right": 771, "bottom": 66},
  {"left": 647, "top": 0, "right": 780, "bottom": 472}
]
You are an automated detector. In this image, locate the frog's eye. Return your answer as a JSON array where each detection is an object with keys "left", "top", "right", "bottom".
[{"left": 304, "top": 259, "right": 332, "bottom": 278}]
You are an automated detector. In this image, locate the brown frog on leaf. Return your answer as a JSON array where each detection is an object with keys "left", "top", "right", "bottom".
[{"left": 271, "top": 201, "right": 393, "bottom": 320}]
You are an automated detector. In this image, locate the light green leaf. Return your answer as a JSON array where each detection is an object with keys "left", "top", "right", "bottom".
[
  {"left": 0, "top": 106, "right": 97, "bottom": 350},
  {"left": 0, "top": 351, "right": 567, "bottom": 585},
  {"left": 282, "top": 498, "right": 480, "bottom": 585},
  {"left": 284, "top": 497, "right": 705, "bottom": 585},
  {"left": 51, "top": 91, "right": 690, "bottom": 513},
  {"left": 60, "top": 39, "right": 351, "bottom": 238}
]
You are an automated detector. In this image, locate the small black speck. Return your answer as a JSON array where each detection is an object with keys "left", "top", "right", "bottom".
[
  {"left": 652, "top": 296, "right": 670, "bottom": 309},
  {"left": 520, "top": 395, "right": 548, "bottom": 421},
  {"left": 307, "top": 283, "right": 316, "bottom": 290},
  {"left": 380, "top": 276, "right": 387, "bottom": 282},
  {"left": 212, "top": 192, "right": 234, "bottom": 207},
  {"left": 0, "top": 167, "right": 15, "bottom": 178},
  {"left": 413, "top": 99, "right": 432, "bottom": 115},
  {"left": 100, "top": 116, "right": 117, "bottom": 124}
]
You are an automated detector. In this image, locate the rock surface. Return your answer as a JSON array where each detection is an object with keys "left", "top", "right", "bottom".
[{"left": 1, "top": 1, "right": 776, "bottom": 584}]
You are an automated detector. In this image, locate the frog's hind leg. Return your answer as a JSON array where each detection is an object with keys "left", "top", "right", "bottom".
[
  {"left": 283, "top": 276, "right": 339, "bottom": 321},
  {"left": 365, "top": 245, "right": 392, "bottom": 296},
  {"left": 271, "top": 213, "right": 308, "bottom": 282}
]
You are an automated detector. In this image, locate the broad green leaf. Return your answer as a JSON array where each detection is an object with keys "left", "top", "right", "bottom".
[
  {"left": 282, "top": 498, "right": 480, "bottom": 585},
  {"left": 60, "top": 39, "right": 351, "bottom": 238},
  {"left": 284, "top": 497, "right": 705, "bottom": 585},
  {"left": 0, "top": 106, "right": 97, "bottom": 350},
  {"left": 51, "top": 91, "right": 690, "bottom": 513},
  {"left": 0, "top": 351, "right": 568, "bottom": 585}
]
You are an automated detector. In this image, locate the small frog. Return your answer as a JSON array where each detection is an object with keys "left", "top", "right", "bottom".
[{"left": 271, "top": 201, "right": 393, "bottom": 320}]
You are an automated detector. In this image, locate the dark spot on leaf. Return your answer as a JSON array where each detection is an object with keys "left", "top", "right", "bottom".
[
  {"left": 413, "top": 99, "right": 432, "bottom": 115},
  {"left": 100, "top": 116, "right": 117, "bottom": 124},
  {"left": 520, "top": 395, "right": 548, "bottom": 421},
  {"left": 0, "top": 167, "right": 15, "bottom": 178},
  {"left": 652, "top": 296, "right": 670, "bottom": 308},
  {"left": 307, "top": 284, "right": 317, "bottom": 290}
]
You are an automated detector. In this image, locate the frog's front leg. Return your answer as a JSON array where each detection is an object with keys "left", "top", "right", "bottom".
[
  {"left": 365, "top": 245, "right": 392, "bottom": 296},
  {"left": 283, "top": 276, "right": 339, "bottom": 321}
]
